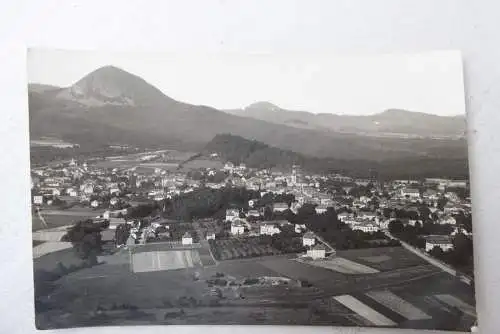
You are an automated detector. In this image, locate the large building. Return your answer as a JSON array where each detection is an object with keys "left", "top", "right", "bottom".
[
  {"left": 302, "top": 232, "right": 316, "bottom": 247},
  {"left": 260, "top": 222, "right": 281, "bottom": 236},
  {"left": 307, "top": 244, "right": 327, "bottom": 259},
  {"left": 225, "top": 209, "right": 240, "bottom": 222},
  {"left": 273, "top": 202, "right": 289, "bottom": 213},
  {"left": 425, "top": 235, "right": 453, "bottom": 252},
  {"left": 230, "top": 219, "right": 245, "bottom": 235}
]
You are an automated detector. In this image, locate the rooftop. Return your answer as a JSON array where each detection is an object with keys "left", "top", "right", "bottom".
[
  {"left": 312, "top": 244, "right": 328, "bottom": 251},
  {"left": 425, "top": 235, "right": 452, "bottom": 244},
  {"left": 303, "top": 231, "right": 315, "bottom": 239}
]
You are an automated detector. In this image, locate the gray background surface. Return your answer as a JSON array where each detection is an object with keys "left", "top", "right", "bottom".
[{"left": 0, "top": 0, "right": 496, "bottom": 333}]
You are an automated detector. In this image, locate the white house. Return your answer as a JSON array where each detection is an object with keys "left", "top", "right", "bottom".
[
  {"left": 272, "top": 202, "right": 289, "bottom": 213},
  {"left": 231, "top": 220, "right": 245, "bottom": 235},
  {"left": 408, "top": 219, "right": 423, "bottom": 226},
  {"left": 423, "top": 189, "right": 439, "bottom": 201},
  {"left": 302, "top": 232, "right": 316, "bottom": 247},
  {"left": 226, "top": 209, "right": 240, "bottom": 222},
  {"left": 379, "top": 219, "right": 393, "bottom": 230},
  {"left": 337, "top": 212, "right": 352, "bottom": 222},
  {"left": 90, "top": 200, "right": 100, "bottom": 208},
  {"left": 438, "top": 215, "right": 457, "bottom": 225},
  {"left": 315, "top": 205, "right": 329, "bottom": 215},
  {"left": 260, "top": 222, "right": 281, "bottom": 236},
  {"left": 68, "top": 189, "right": 78, "bottom": 197},
  {"left": 110, "top": 187, "right": 120, "bottom": 196},
  {"left": 359, "top": 196, "right": 371, "bottom": 204},
  {"left": 451, "top": 227, "right": 471, "bottom": 236},
  {"left": 182, "top": 232, "right": 193, "bottom": 245},
  {"left": 295, "top": 223, "right": 307, "bottom": 233},
  {"left": 358, "top": 211, "right": 378, "bottom": 220},
  {"left": 110, "top": 197, "right": 119, "bottom": 206},
  {"left": 52, "top": 188, "right": 61, "bottom": 196},
  {"left": 352, "top": 222, "right": 380, "bottom": 233},
  {"left": 307, "top": 244, "right": 327, "bottom": 259},
  {"left": 425, "top": 235, "right": 453, "bottom": 252},
  {"left": 400, "top": 188, "right": 421, "bottom": 199},
  {"left": 81, "top": 183, "right": 94, "bottom": 195},
  {"left": 223, "top": 162, "right": 235, "bottom": 172},
  {"left": 246, "top": 209, "right": 260, "bottom": 218},
  {"left": 33, "top": 195, "right": 43, "bottom": 205},
  {"left": 205, "top": 231, "right": 216, "bottom": 240}
]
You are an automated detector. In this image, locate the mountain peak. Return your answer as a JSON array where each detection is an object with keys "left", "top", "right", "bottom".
[
  {"left": 56, "top": 65, "right": 172, "bottom": 107},
  {"left": 245, "top": 101, "right": 281, "bottom": 112}
]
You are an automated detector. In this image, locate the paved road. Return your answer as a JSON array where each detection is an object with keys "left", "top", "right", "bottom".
[{"left": 35, "top": 208, "right": 48, "bottom": 228}]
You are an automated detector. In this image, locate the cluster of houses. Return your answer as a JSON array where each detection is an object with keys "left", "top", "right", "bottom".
[
  {"left": 32, "top": 154, "right": 471, "bottom": 259},
  {"left": 216, "top": 165, "right": 470, "bottom": 258},
  {"left": 31, "top": 157, "right": 207, "bottom": 209}
]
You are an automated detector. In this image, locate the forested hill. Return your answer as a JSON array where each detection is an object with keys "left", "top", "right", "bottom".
[
  {"left": 204, "top": 134, "right": 469, "bottom": 180},
  {"left": 204, "top": 133, "right": 305, "bottom": 168}
]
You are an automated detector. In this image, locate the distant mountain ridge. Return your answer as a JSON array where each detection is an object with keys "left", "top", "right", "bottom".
[
  {"left": 225, "top": 103, "right": 466, "bottom": 138},
  {"left": 28, "top": 65, "right": 467, "bottom": 163}
]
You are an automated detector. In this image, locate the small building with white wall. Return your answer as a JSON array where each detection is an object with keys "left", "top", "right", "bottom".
[
  {"left": 182, "top": 232, "right": 193, "bottom": 245},
  {"left": 307, "top": 244, "right": 327, "bottom": 259},
  {"left": 425, "top": 235, "right": 453, "bottom": 252},
  {"left": 302, "top": 232, "right": 316, "bottom": 247}
]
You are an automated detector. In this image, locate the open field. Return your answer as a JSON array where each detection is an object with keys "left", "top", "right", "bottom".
[
  {"left": 33, "top": 246, "right": 476, "bottom": 330},
  {"left": 33, "top": 242, "right": 73, "bottom": 258},
  {"left": 333, "top": 294, "right": 397, "bottom": 326},
  {"left": 336, "top": 247, "right": 426, "bottom": 272},
  {"left": 178, "top": 158, "right": 224, "bottom": 172},
  {"left": 33, "top": 240, "right": 45, "bottom": 247},
  {"left": 298, "top": 257, "right": 380, "bottom": 274},
  {"left": 131, "top": 250, "right": 202, "bottom": 273},
  {"left": 34, "top": 248, "right": 83, "bottom": 273},
  {"left": 210, "top": 238, "right": 280, "bottom": 260},
  {"left": 33, "top": 208, "right": 104, "bottom": 231},
  {"left": 365, "top": 290, "right": 432, "bottom": 321},
  {"left": 91, "top": 150, "right": 199, "bottom": 170},
  {"left": 198, "top": 244, "right": 217, "bottom": 266}
]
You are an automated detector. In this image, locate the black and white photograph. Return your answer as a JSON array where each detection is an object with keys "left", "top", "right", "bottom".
[{"left": 28, "top": 49, "right": 476, "bottom": 331}]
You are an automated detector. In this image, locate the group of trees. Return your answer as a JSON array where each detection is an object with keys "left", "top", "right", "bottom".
[
  {"left": 186, "top": 169, "right": 227, "bottom": 184},
  {"left": 115, "top": 223, "right": 132, "bottom": 245},
  {"left": 429, "top": 233, "right": 474, "bottom": 275},
  {"left": 62, "top": 219, "right": 109, "bottom": 262},
  {"left": 287, "top": 204, "right": 397, "bottom": 250},
  {"left": 388, "top": 220, "right": 427, "bottom": 249},
  {"left": 259, "top": 225, "right": 307, "bottom": 254},
  {"left": 162, "top": 187, "right": 260, "bottom": 221},
  {"left": 125, "top": 203, "right": 160, "bottom": 220}
]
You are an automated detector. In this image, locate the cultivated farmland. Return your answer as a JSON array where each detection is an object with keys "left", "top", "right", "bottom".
[
  {"left": 131, "top": 250, "right": 202, "bottom": 273},
  {"left": 33, "top": 246, "right": 476, "bottom": 331},
  {"left": 336, "top": 247, "right": 426, "bottom": 272},
  {"left": 209, "top": 237, "right": 280, "bottom": 261}
]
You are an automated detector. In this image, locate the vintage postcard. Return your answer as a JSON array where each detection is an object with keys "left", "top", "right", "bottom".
[{"left": 29, "top": 49, "right": 475, "bottom": 331}]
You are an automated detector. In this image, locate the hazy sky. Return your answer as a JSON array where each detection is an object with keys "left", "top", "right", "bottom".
[{"left": 27, "top": 49, "right": 465, "bottom": 116}]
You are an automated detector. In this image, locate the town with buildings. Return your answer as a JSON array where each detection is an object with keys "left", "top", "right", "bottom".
[
  {"left": 32, "top": 154, "right": 472, "bottom": 258},
  {"left": 28, "top": 55, "right": 475, "bottom": 331},
  {"left": 31, "top": 149, "right": 475, "bottom": 330}
]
